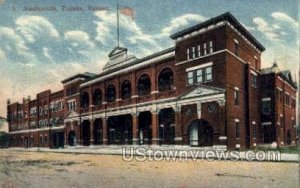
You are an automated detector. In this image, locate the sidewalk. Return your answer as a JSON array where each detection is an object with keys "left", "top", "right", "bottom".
[{"left": 5, "top": 145, "right": 299, "bottom": 162}]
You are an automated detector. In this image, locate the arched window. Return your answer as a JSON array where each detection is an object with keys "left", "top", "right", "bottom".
[
  {"left": 158, "top": 68, "right": 174, "bottom": 92},
  {"left": 93, "top": 89, "right": 102, "bottom": 105},
  {"left": 121, "top": 80, "right": 131, "bottom": 99},
  {"left": 81, "top": 92, "right": 89, "bottom": 108},
  {"left": 106, "top": 84, "right": 116, "bottom": 102},
  {"left": 138, "top": 74, "right": 151, "bottom": 96}
]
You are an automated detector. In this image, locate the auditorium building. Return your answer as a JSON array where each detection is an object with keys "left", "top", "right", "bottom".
[{"left": 7, "top": 12, "right": 297, "bottom": 149}]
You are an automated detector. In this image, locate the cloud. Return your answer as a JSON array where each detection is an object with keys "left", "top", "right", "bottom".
[
  {"left": 271, "top": 12, "right": 298, "bottom": 28},
  {"left": 94, "top": 11, "right": 160, "bottom": 56},
  {"left": 94, "top": 12, "right": 207, "bottom": 57},
  {"left": 161, "top": 14, "right": 206, "bottom": 36},
  {"left": 253, "top": 17, "right": 281, "bottom": 41},
  {"left": 16, "top": 16, "right": 59, "bottom": 43},
  {"left": 0, "top": 26, "right": 33, "bottom": 62}
]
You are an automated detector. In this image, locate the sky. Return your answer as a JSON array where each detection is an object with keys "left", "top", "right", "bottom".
[{"left": 0, "top": 0, "right": 299, "bottom": 118}]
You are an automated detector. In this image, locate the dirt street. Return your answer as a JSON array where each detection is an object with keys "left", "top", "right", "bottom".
[{"left": 0, "top": 150, "right": 298, "bottom": 188}]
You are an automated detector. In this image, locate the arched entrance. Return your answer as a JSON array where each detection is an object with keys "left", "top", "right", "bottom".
[
  {"left": 189, "top": 120, "right": 214, "bottom": 147},
  {"left": 81, "top": 120, "right": 91, "bottom": 146},
  {"left": 94, "top": 119, "right": 103, "bottom": 145},
  {"left": 138, "top": 111, "right": 152, "bottom": 144},
  {"left": 108, "top": 115, "right": 132, "bottom": 145},
  {"left": 158, "top": 108, "right": 175, "bottom": 145},
  {"left": 68, "top": 131, "right": 77, "bottom": 146}
]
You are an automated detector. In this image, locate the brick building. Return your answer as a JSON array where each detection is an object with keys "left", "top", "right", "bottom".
[{"left": 7, "top": 12, "right": 297, "bottom": 149}]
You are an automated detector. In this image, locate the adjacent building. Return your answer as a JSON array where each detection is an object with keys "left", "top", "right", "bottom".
[{"left": 7, "top": 12, "right": 297, "bottom": 149}]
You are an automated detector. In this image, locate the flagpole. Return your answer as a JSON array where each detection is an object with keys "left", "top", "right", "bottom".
[{"left": 117, "top": 3, "right": 120, "bottom": 47}]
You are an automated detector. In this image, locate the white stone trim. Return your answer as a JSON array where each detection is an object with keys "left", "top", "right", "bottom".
[
  {"left": 234, "top": 39, "right": 239, "bottom": 44},
  {"left": 186, "top": 62, "right": 213, "bottom": 72},
  {"left": 176, "top": 50, "right": 226, "bottom": 65},
  {"left": 252, "top": 121, "right": 256, "bottom": 124},
  {"left": 262, "top": 97, "right": 271, "bottom": 101},
  {"left": 9, "top": 126, "right": 65, "bottom": 134},
  {"left": 234, "top": 87, "right": 239, "bottom": 91},
  {"left": 174, "top": 137, "right": 183, "bottom": 141},
  {"left": 261, "top": 122, "right": 272, "bottom": 125},
  {"left": 234, "top": 119, "right": 240, "bottom": 122},
  {"left": 250, "top": 70, "right": 258, "bottom": 76}
]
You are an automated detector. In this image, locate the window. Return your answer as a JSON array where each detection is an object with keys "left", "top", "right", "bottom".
[
  {"left": 205, "top": 67, "right": 212, "bottom": 82},
  {"left": 234, "top": 40, "right": 239, "bottom": 56},
  {"left": 67, "top": 87, "right": 76, "bottom": 96},
  {"left": 138, "top": 74, "right": 151, "bottom": 96},
  {"left": 187, "top": 71, "right": 194, "bottom": 85},
  {"left": 196, "top": 69, "right": 203, "bottom": 83},
  {"left": 106, "top": 84, "right": 116, "bottom": 102},
  {"left": 262, "top": 101, "right": 271, "bottom": 115},
  {"left": 67, "top": 101, "right": 76, "bottom": 111},
  {"left": 197, "top": 45, "right": 201, "bottom": 57},
  {"left": 187, "top": 66, "right": 213, "bottom": 85},
  {"left": 192, "top": 47, "right": 196, "bottom": 59},
  {"left": 253, "top": 124, "right": 257, "bottom": 138},
  {"left": 121, "top": 80, "right": 132, "bottom": 99},
  {"left": 203, "top": 43, "right": 207, "bottom": 55},
  {"left": 276, "top": 88, "right": 283, "bottom": 102},
  {"left": 234, "top": 89, "right": 239, "bottom": 106},
  {"left": 236, "top": 122, "right": 240, "bottom": 139},
  {"left": 280, "top": 116, "right": 284, "bottom": 128},
  {"left": 291, "top": 98, "right": 296, "bottom": 108},
  {"left": 209, "top": 41, "right": 213, "bottom": 53},
  {"left": 251, "top": 74, "right": 257, "bottom": 87},
  {"left": 93, "top": 89, "right": 102, "bottom": 105},
  {"left": 158, "top": 68, "right": 174, "bottom": 92},
  {"left": 186, "top": 48, "right": 190, "bottom": 60},
  {"left": 254, "top": 57, "right": 258, "bottom": 69},
  {"left": 285, "top": 93, "right": 290, "bottom": 106},
  {"left": 81, "top": 92, "right": 90, "bottom": 108}
]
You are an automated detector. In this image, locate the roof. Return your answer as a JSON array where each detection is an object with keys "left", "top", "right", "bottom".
[
  {"left": 81, "top": 47, "right": 175, "bottom": 86},
  {"left": 108, "top": 46, "right": 128, "bottom": 58},
  {"left": 170, "top": 12, "right": 265, "bottom": 52},
  {"left": 262, "top": 65, "right": 297, "bottom": 88},
  {"left": 278, "top": 70, "right": 297, "bottom": 88},
  {"left": 61, "top": 72, "right": 97, "bottom": 83}
]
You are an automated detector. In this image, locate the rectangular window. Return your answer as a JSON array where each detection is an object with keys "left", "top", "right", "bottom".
[
  {"left": 285, "top": 94, "right": 290, "bottom": 106},
  {"left": 254, "top": 58, "right": 258, "bottom": 69},
  {"left": 280, "top": 116, "right": 284, "bottom": 128},
  {"left": 187, "top": 71, "right": 194, "bottom": 85},
  {"left": 251, "top": 74, "right": 257, "bottom": 88},
  {"left": 203, "top": 43, "right": 207, "bottom": 55},
  {"left": 187, "top": 48, "right": 190, "bottom": 60},
  {"left": 209, "top": 41, "right": 213, "bottom": 53},
  {"left": 197, "top": 45, "right": 201, "bottom": 57},
  {"left": 234, "top": 41, "right": 239, "bottom": 56},
  {"left": 196, "top": 69, "right": 203, "bottom": 83},
  {"left": 234, "top": 89, "right": 239, "bottom": 106},
  {"left": 262, "top": 101, "right": 271, "bottom": 115},
  {"left": 186, "top": 66, "right": 213, "bottom": 85},
  {"left": 236, "top": 122, "right": 240, "bottom": 139},
  {"left": 205, "top": 67, "right": 212, "bottom": 82},
  {"left": 192, "top": 46, "right": 196, "bottom": 59},
  {"left": 253, "top": 124, "right": 257, "bottom": 139}
]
